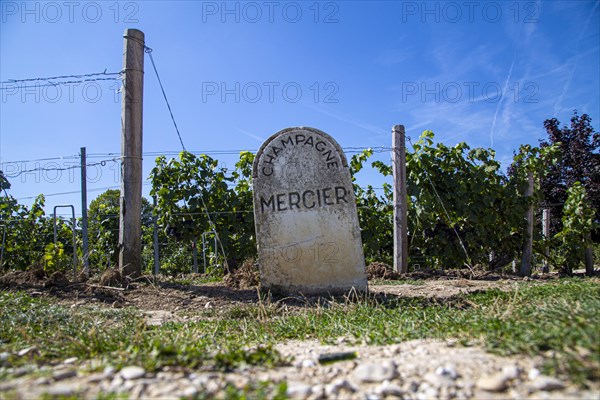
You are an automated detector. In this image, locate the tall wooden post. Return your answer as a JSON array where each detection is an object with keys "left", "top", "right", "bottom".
[
  {"left": 119, "top": 29, "right": 145, "bottom": 278},
  {"left": 585, "top": 242, "right": 594, "bottom": 276},
  {"left": 541, "top": 208, "right": 550, "bottom": 273},
  {"left": 520, "top": 172, "right": 534, "bottom": 276},
  {"left": 392, "top": 125, "right": 408, "bottom": 273},
  {"left": 81, "top": 147, "right": 89, "bottom": 276}
]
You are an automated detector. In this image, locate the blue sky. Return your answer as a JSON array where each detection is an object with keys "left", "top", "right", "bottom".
[{"left": 1, "top": 0, "right": 599, "bottom": 215}]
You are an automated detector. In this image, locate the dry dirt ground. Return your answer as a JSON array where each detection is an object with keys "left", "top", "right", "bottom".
[
  {"left": 0, "top": 266, "right": 598, "bottom": 399},
  {"left": 0, "top": 263, "right": 544, "bottom": 314}
]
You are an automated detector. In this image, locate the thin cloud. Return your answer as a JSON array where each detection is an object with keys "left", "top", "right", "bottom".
[
  {"left": 306, "top": 104, "right": 388, "bottom": 139},
  {"left": 237, "top": 128, "right": 265, "bottom": 143},
  {"left": 490, "top": 52, "right": 517, "bottom": 148}
]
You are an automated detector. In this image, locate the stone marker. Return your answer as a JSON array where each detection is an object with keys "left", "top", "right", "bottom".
[{"left": 252, "top": 127, "right": 367, "bottom": 294}]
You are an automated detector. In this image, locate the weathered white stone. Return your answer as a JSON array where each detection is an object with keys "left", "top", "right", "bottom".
[
  {"left": 253, "top": 127, "right": 367, "bottom": 295},
  {"left": 45, "top": 384, "right": 78, "bottom": 396},
  {"left": 296, "top": 358, "right": 317, "bottom": 368},
  {"left": 501, "top": 364, "right": 520, "bottom": 380},
  {"left": 375, "top": 381, "right": 403, "bottom": 397},
  {"left": 325, "top": 378, "right": 356, "bottom": 396},
  {"left": 85, "top": 373, "right": 107, "bottom": 383},
  {"left": 120, "top": 365, "right": 146, "bottom": 380},
  {"left": 352, "top": 361, "right": 396, "bottom": 383},
  {"left": 476, "top": 373, "right": 509, "bottom": 392},
  {"left": 435, "top": 364, "right": 458, "bottom": 380},
  {"left": 528, "top": 367, "right": 541, "bottom": 380},
  {"left": 425, "top": 371, "right": 454, "bottom": 388},
  {"left": 530, "top": 376, "right": 565, "bottom": 391},
  {"left": 129, "top": 383, "right": 147, "bottom": 399},
  {"left": 52, "top": 368, "right": 77, "bottom": 381},
  {"left": 287, "top": 381, "right": 313, "bottom": 399},
  {"left": 34, "top": 377, "right": 50, "bottom": 385},
  {"left": 181, "top": 386, "right": 199, "bottom": 397},
  {"left": 17, "top": 346, "right": 37, "bottom": 356}
]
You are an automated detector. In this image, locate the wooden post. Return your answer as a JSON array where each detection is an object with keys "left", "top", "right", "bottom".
[
  {"left": 585, "top": 242, "right": 594, "bottom": 276},
  {"left": 541, "top": 208, "right": 550, "bottom": 273},
  {"left": 520, "top": 172, "right": 534, "bottom": 276},
  {"left": 392, "top": 125, "right": 408, "bottom": 273},
  {"left": 81, "top": 147, "right": 89, "bottom": 277},
  {"left": 118, "top": 29, "right": 145, "bottom": 278}
]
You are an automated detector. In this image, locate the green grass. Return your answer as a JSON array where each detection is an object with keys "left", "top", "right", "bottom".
[{"left": 1, "top": 279, "right": 598, "bottom": 387}]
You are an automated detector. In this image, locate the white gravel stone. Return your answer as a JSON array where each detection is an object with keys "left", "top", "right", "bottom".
[
  {"left": 45, "top": 384, "right": 78, "bottom": 396},
  {"left": 352, "top": 361, "right": 396, "bottom": 383},
  {"left": 120, "top": 366, "right": 146, "bottom": 380},
  {"left": 298, "top": 358, "right": 317, "bottom": 368},
  {"left": 310, "top": 384, "right": 325, "bottom": 397},
  {"left": 17, "top": 346, "right": 37, "bottom": 356},
  {"left": 476, "top": 373, "right": 509, "bottom": 392},
  {"left": 287, "top": 382, "right": 312, "bottom": 399},
  {"left": 85, "top": 373, "right": 106, "bottom": 383},
  {"left": 436, "top": 364, "right": 459, "bottom": 380},
  {"left": 424, "top": 372, "right": 454, "bottom": 388},
  {"left": 531, "top": 376, "right": 566, "bottom": 391},
  {"left": 528, "top": 368, "right": 541, "bottom": 380},
  {"left": 12, "top": 366, "right": 33, "bottom": 377},
  {"left": 204, "top": 379, "right": 221, "bottom": 394},
  {"left": 34, "top": 377, "right": 50, "bottom": 385},
  {"left": 52, "top": 369, "right": 77, "bottom": 381},
  {"left": 404, "top": 380, "right": 420, "bottom": 393},
  {"left": 501, "top": 364, "right": 521, "bottom": 380},
  {"left": 181, "top": 386, "right": 198, "bottom": 397},
  {"left": 109, "top": 376, "right": 124, "bottom": 390},
  {"left": 325, "top": 378, "right": 355, "bottom": 396},
  {"left": 376, "top": 381, "right": 403, "bottom": 397},
  {"left": 417, "top": 385, "right": 439, "bottom": 399},
  {"left": 129, "top": 383, "right": 146, "bottom": 399}
]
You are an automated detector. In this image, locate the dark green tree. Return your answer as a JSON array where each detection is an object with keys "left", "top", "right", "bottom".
[
  {"left": 0, "top": 170, "right": 11, "bottom": 191},
  {"left": 540, "top": 111, "right": 599, "bottom": 237}
]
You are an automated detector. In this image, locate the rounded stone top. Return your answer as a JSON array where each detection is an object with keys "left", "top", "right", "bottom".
[{"left": 252, "top": 126, "right": 349, "bottom": 178}]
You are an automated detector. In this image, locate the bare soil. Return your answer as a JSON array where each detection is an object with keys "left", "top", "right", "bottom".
[{"left": 0, "top": 263, "right": 558, "bottom": 314}]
